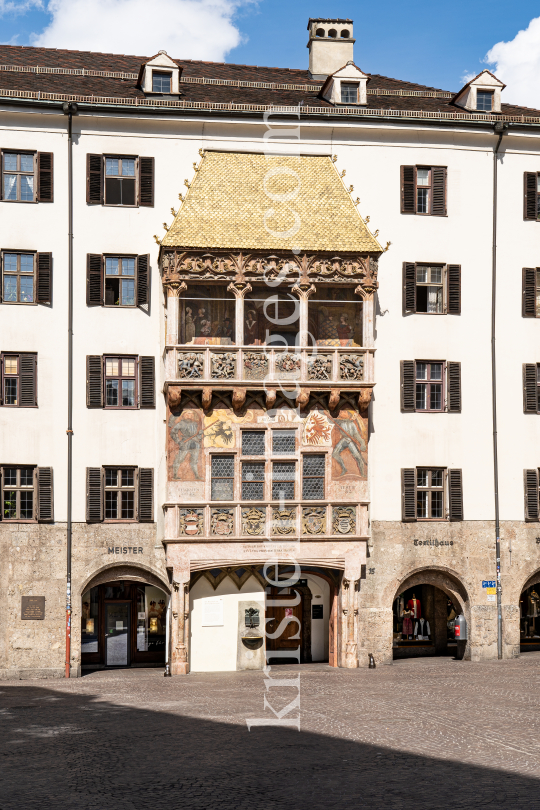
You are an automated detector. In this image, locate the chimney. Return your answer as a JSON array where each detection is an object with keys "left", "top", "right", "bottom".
[{"left": 307, "top": 18, "right": 355, "bottom": 79}]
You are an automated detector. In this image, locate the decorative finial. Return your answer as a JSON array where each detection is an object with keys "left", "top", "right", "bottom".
[
  {"left": 184, "top": 179, "right": 190, "bottom": 188},
  {"left": 384, "top": 241, "right": 392, "bottom": 252},
  {"left": 178, "top": 193, "right": 184, "bottom": 201},
  {"left": 199, "top": 148, "right": 204, "bottom": 156},
  {"left": 153, "top": 235, "right": 161, "bottom": 244},
  {"left": 340, "top": 169, "right": 346, "bottom": 178},
  {"left": 354, "top": 197, "right": 360, "bottom": 205},
  {"left": 373, "top": 229, "right": 379, "bottom": 238},
  {"left": 332, "top": 155, "right": 338, "bottom": 162},
  {"left": 162, "top": 222, "right": 169, "bottom": 231},
  {"left": 170, "top": 207, "right": 177, "bottom": 216},
  {"left": 193, "top": 162, "right": 199, "bottom": 171},
  {"left": 365, "top": 215, "right": 370, "bottom": 223},
  {"left": 348, "top": 185, "right": 354, "bottom": 193}
]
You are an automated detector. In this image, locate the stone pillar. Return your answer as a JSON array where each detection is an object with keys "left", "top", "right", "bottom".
[
  {"left": 171, "top": 579, "right": 190, "bottom": 675},
  {"left": 292, "top": 278, "right": 316, "bottom": 348},
  {"left": 165, "top": 281, "right": 187, "bottom": 345},
  {"left": 361, "top": 294, "right": 375, "bottom": 349},
  {"left": 342, "top": 550, "right": 362, "bottom": 668},
  {"left": 433, "top": 586, "right": 448, "bottom": 655},
  {"left": 227, "top": 279, "right": 252, "bottom": 346}
]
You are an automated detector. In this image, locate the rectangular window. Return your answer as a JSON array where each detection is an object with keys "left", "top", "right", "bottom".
[
  {"left": 104, "top": 468, "right": 135, "bottom": 520},
  {"left": 302, "top": 455, "right": 325, "bottom": 500},
  {"left": 241, "top": 431, "right": 265, "bottom": 455},
  {"left": 272, "top": 430, "right": 296, "bottom": 455},
  {"left": 2, "top": 466, "right": 34, "bottom": 520},
  {"left": 3, "top": 152, "right": 35, "bottom": 202},
  {"left": 416, "top": 468, "right": 444, "bottom": 519},
  {"left": 341, "top": 83, "right": 359, "bottom": 103},
  {"left": 152, "top": 72, "right": 172, "bottom": 93},
  {"left": 2, "top": 253, "right": 35, "bottom": 303},
  {"left": 242, "top": 461, "right": 265, "bottom": 500},
  {"left": 272, "top": 462, "right": 295, "bottom": 500},
  {"left": 104, "top": 156, "right": 137, "bottom": 206},
  {"left": 476, "top": 91, "right": 493, "bottom": 111},
  {"left": 211, "top": 456, "right": 234, "bottom": 501},
  {"left": 1, "top": 352, "right": 37, "bottom": 407},
  {"left": 415, "top": 265, "right": 444, "bottom": 313},
  {"left": 416, "top": 168, "right": 431, "bottom": 214},
  {"left": 3, "top": 355, "right": 19, "bottom": 405},
  {"left": 104, "top": 257, "right": 136, "bottom": 306},
  {"left": 415, "top": 362, "right": 444, "bottom": 411},
  {"left": 104, "top": 356, "right": 137, "bottom": 408}
]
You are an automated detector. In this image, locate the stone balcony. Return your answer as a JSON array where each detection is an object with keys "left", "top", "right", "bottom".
[{"left": 164, "top": 345, "right": 373, "bottom": 388}]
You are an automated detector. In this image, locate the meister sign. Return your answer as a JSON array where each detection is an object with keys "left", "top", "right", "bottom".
[
  {"left": 21, "top": 596, "right": 45, "bottom": 620},
  {"left": 108, "top": 547, "right": 144, "bottom": 554}
]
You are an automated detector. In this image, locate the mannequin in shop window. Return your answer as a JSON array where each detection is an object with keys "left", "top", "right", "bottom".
[
  {"left": 407, "top": 593, "right": 421, "bottom": 619},
  {"left": 527, "top": 589, "right": 540, "bottom": 638},
  {"left": 402, "top": 607, "right": 413, "bottom": 640}
]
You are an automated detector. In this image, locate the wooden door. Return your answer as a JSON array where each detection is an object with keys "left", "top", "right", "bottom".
[
  {"left": 328, "top": 581, "right": 337, "bottom": 667},
  {"left": 266, "top": 587, "right": 303, "bottom": 663}
]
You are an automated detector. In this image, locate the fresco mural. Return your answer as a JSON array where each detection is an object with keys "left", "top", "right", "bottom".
[
  {"left": 244, "top": 285, "right": 299, "bottom": 347},
  {"left": 309, "top": 289, "right": 362, "bottom": 347},
  {"left": 180, "top": 285, "right": 235, "bottom": 345},
  {"left": 168, "top": 409, "right": 204, "bottom": 481},
  {"left": 330, "top": 409, "right": 367, "bottom": 480},
  {"left": 203, "top": 409, "right": 256, "bottom": 448}
]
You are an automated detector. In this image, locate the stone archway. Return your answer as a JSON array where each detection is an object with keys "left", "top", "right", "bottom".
[{"left": 80, "top": 563, "right": 170, "bottom": 596}]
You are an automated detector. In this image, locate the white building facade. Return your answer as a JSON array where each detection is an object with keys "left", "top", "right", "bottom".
[{"left": 1, "top": 18, "right": 540, "bottom": 678}]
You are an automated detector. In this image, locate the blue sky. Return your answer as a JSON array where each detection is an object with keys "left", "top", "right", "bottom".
[{"left": 1, "top": 0, "right": 540, "bottom": 103}]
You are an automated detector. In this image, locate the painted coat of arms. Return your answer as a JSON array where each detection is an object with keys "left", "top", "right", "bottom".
[{"left": 302, "top": 410, "right": 333, "bottom": 446}]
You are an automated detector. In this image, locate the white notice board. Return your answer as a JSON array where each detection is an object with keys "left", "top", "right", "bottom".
[{"left": 202, "top": 597, "right": 224, "bottom": 626}]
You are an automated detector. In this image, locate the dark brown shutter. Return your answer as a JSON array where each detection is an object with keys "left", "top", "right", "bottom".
[
  {"left": 431, "top": 166, "right": 447, "bottom": 216},
  {"left": 36, "top": 252, "right": 52, "bottom": 304},
  {"left": 138, "top": 468, "right": 154, "bottom": 521},
  {"left": 525, "top": 469, "right": 540, "bottom": 521},
  {"left": 403, "top": 262, "right": 416, "bottom": 313},
  {"left": 136, "top": 254, "right": 150, "bottom": 309},
  {"left": 402, "top": 468, "right": 416, "bottom": 521},
  {"left": 447, "top": 264, "right": 461, "bottom": 315},
  {"left": 400, "top": 361, "right": 415, "bottom": 411},
  {"left": 0, "top": 152, "right": 3, "bottom": 200},
  {"left": 0, "top": 356, "right": 3, "bottom": 405},
  {"left": 523, "top": 364, "right": 538, "bottom": 413},
  {"left": 523, "top": 268, "right": 536, "bottom": 317},
  {"left": 37, "top": 467, "right": 54, "bottom": 521},
  {"left": 86, "top": 467, "right": 103, "bottom": 522},
  {"left": 401, "top": 165, "right": 415, "bottom": 214},
  {"left": 140, "top": 356, "right": 155, "bottom": 408},
  {"left": 448, "top": 469, "right": 463, "bottom": 521},
  {"left": 20, "top": 353, "right": 37, "bottom": 406},
  {"left": 86, "top": 254, "right": 103, "bottom": 306},
  {"left": 0, "top": 252, "right": 2, "bottom": 304},
  {"left": 87, "top": 355, "right": 103, "bottom": 408},
  {"left": 139, "top": 157, "right": 154, "bottom": 207},
  {"left": 524, "top": 172, "right": 537, "bottom": 221},
  {"left": 87, "top": 154, "right": 103, "bottom": 204},
  {"left": 37, "top": 152, "right": 53, "bottom": 202},
  {"left": 447, "top": 362, "right": 461, "bottom": 413}
]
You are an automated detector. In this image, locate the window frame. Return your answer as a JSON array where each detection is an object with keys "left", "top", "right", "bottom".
[
  {"left": 271, "top": 460, "right": 296, "bottom": 501},
  {"left": 103, "top": 355, "right": 138, "bottom": 410},
  {"left": 103, "top": 254, "right": 138, "bottom": 308},
  {"left": 2, "top": 151, "right": 36, "bottom": 204},
  {"left": 302, "top": 453, "right": 326, "bottom": 501},
  {"left": 416, "top": 467, "right": 446, "bottom": 521},
  {"left": 340, "top": 82, "right": 359, "bottom": 104},
  {"left": 414, "top": 264, "right": 446, "bottom": 315},
  {"left": 2, "top": 354, "right": 20, "bottom": 406},
  {"left": 415, "top": 167, "right": 432, "bottom": 215},
  {"left": 2, "top": 250, "right": 36, "bottom": 305},
  {"left": 476, "top": 90, "right": 494, "bottom": 111},
  {"left": 415, "top": 361, "right": 445, "bottom": 413},
  {"left": 211, "top": 454, "right": 235, "bottom": 502},
  {"left": 2, "top": 465, "right": 36, "bottom": 521},
  {"left": 103, "top": 466, "right": 137, "bottom": 522},
  {"left": 103, "top": 155, "right": 138, "bottom": 208},
  {"left": 152, "top": 71, "right": 172, "bottom": 93}
]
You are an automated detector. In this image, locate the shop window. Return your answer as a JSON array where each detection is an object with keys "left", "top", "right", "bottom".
[
  {"left": 393, "top": 585, "right": 459, "bottom": 655},
  {"left": 81, "top": 587, "right": 99, "bottom": 654},
  {"left": 104, "top": 356, "right": 137, "bottom": 408},
  {"left": 403, "top": 262, "right": 461, "bottom": 315},
  {"left": 302, "top": 454, "right": 325, "bottom": 500},
  {"left": 180, "top": 284, "right": 235, "bottom": 345},
  {"left": 0, "top": 352, "right": 37, "bottom": 407},
  {"left": 520, "top": 585, "right": 540, "bottom": 646},
  {"left": 136, "top": 584, "right": 167, "bottom": 653},
  {"left": 211, "top": 455, "right": 234, "bottom": 500},
  {"left": 244, "top": 284, "right": 299, "bottom": 347},
  {"left": 308, "top": 287, "right": 362, "bottom": 346}
]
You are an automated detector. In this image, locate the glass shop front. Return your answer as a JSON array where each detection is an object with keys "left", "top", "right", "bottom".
[
  {"left": 520, "top": 584, "right": 540, "bottom": 652},
  {"left": 392, "top": 583, "right": 458, "bottom": 658},
  {"left": 81, "top": 580, "right": 168, "bottom": 668}
]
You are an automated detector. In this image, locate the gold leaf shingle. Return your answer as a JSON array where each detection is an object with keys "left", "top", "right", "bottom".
[{"left": 161, "top": 151, "right": 382, "bottom": 253}]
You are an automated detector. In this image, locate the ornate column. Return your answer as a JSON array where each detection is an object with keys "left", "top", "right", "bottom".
[
  {"left": 171, "top": 579, "right": 190, "bottom": 675},
  {"left": 342, "top": 551, "right": 362, "bottom": 668},
  {"left": 292, "top": 277, "right": 316, "bottom": 348},
  {"left": 355, "top": 260, "right": 378, "bottom": 350},
  {"left": 227, "top": 279, "right": 252, "bottom": 346},
  {"left": 164, "top": 280, "right": 187, "bottom": 346}
]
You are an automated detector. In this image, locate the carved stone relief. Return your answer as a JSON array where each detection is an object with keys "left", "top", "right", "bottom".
[
  {"left": 210, "top": 509, "right": 235, "bottom": 536},
  {"left": 211, "top": 353, "right": 236, "bottom": 379},
  {"left": 308, "top": 355, "right": 332, "bottom": 381},
  {"left": 272, "top": 508, "right": 297, "bottom": 535},
  {"left": 302, "top": 507, "right": 327, "bottom": 535},
  {"left": 275, "top": 353, "right": 301, "bottom": 378},
  {"left": 332, "top": 506, "right": 356, "bottom": 535},
  {"left": 179, "top": 508, "right": 204, "bottom": 536},
  {"left": 340, "top": 354, "right": 364, "bottom": 381},
  {"left": 243, "top": 352, "right": 268, "bottom": 381},
  {"left": 178, "top": 352, "right": 204, "bottom": 379},
  {"left": 242, "top": 507, "right": 266, "bottom": 536}
]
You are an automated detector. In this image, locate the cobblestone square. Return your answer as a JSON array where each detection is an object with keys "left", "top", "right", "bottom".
[{"left": 2, "top": 655, "right": 540, "bottom": 809}]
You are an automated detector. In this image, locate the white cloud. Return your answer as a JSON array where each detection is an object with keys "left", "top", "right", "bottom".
[
  {"left": 460, "top": 71, "right": 476, "bottom": 86},
  {"left": 0, "top": 0, "right": 43, "bottom": 15},
  {"left": 31, "top": 0, "right": 254, "bottom": 61},
  {"left": 485, "top": 16, "right": 540, "bottom": 107}
]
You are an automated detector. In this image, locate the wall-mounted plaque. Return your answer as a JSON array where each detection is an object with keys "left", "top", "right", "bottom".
[
  {"left": 21, "top": 596, "right": 45, "bottom": 620},
  {"left": 202, "top": 597, "right": 223, "bottom": 627},
  {"left": 312, "top": 604, "right": 323, "bottom": 620}
]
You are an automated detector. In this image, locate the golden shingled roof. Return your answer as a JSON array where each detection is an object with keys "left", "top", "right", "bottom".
[{"left": 161, "top": 151, "right": 382, "bottom": 253}]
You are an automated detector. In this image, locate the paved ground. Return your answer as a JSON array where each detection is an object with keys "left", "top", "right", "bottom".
[{"left": 2, "top": 655, "right": 540, "bottom": 809}]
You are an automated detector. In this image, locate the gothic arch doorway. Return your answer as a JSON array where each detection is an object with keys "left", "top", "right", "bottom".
[
  {"left": 518, "top": 570, "right": 540, "bottom": 653},
  {"left": 81, "top": 570, "right": 170, "bottom": 670}
]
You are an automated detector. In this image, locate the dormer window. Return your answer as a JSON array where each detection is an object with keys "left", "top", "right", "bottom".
[
  {"left": 152, "top": 71, "right": 172, "bottom": 94},
  {"left": 341, "top": 83, "right": 359, "bottom": 104},
  {"left": 476, "top": 90, "right": 493, "bottom": 111}
]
